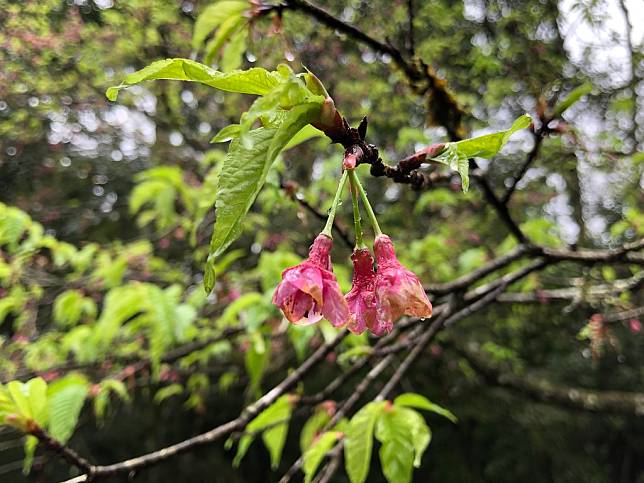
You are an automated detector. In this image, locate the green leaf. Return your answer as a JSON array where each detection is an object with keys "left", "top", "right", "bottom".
[
  {"left": 233, "top": 395, "right": 293, "bottom": 468},
  {"left": 237, "top": 66, "right": 323, "bottom": 143},
  {"left": 192, "top": 1, "right": 248, "bottom": 51},
  {"left": 262, "top": 411, "right": 290, "bottom": 470},
  {"left": 396, "top": 407, "right": 431, "bottom": 467},
  {"left": 25, "top": 378, "right": 48, "bottom": 428},
  {"left": 204, "top": 14, "right": 246, "bottom": 65},
  {"left": 47, "top": 374, "right": 90, "bottom": 443},
  {"left": 0, "top": 385, "right": 18, "bottom": 423},
  {"left": 267, "top": 103, "right": 322, "bottom": 165},
  {"left": 554, "top": 83, "right": 593, "bottom": 116},
  {"left": 106, "top": 59, "right": 279, "bottom": 101},
  {"left": 53, "top": 290, "right": 96, "bottom": 328},
  {"left": 429, "top": 114, "right": 532, "bottom": 191},
  {"left": 344, "top": 402, "right": 384, "bottom": 483},
  {"left": 375, "top": 408, "right": 415, "bottom": 483},
  {"left": 282, "top": 124, "right": 326, "bottom": 151},
  {"left": 303, "top": 431, "right": 341, "bottom": 483},
  {"left": 153, "top": 384, "right": 184, "bottom": 404},
  {"left": 220, "top": 28, "right": 248, "bottom": 72},
  {"left": 205, "top": 126, "right": 276, "bottom": 291},
  {"left": 216, "top": 292, "right": 263, "bottom": 328},
  {"left": 22, "top": 435, "right": 38, "bottom": 475},
  {"left": 94, "top": 379, "right": 130, "bottom": 420},
  {"left": 7, "top": 381, "right": 32, "bottom": 420},
  {"left": 300, "top": 407, "right": 332, "bottom": 453},
  {"left": 211, "top": 124, "right": 241, "bottom": 143},
  {"left": 206, "top": 103, "right": 320, "bottom": 291},
  {"left": 394, "top": 393, "right": 457, "bottom": 423},
  {"left": 244, "top": 331, "right": 270, "bottom": 397}
]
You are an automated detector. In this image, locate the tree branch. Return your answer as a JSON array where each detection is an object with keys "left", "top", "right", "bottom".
[
  {"left": 501, "top": 126, "right": 547, "bottom": 204},
  {"left": 452, "top": 338, "right": 644, "bottom": 415},
  {"left": 279, "top": 0, "right": 466, "bottom": 139},
  {"left": 61, "top": 330, "right": 348, "bottom": 482},
  {"left": 496, "top": 271, "right": 644, "bottom": 304},
  {"left": 29, "top": 426, "right": 94, "bottom": 474}
]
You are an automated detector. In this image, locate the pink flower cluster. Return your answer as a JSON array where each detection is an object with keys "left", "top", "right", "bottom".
[{"left": 272, "top": 234, "right": 432, "bottom": 336}]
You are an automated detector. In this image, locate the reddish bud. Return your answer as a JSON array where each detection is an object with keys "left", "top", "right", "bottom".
[
  {"left": 343, "top": 146, "right": 364, "bottom": 170},
  {"left": 320, "top": 400, "right": 337, "bottom": 416},
  {"left": 419, "top": 143, "right": 446, "bottom": 159},
  {"left": 629, "top": 319, "right": 642, "bottom": 334}
]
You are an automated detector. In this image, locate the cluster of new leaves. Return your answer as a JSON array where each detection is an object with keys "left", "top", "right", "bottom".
[
  {"left": 343, "top": 394, "right": 456, "bottom": 483},
  {"left": 228, "top": 392, "right": 456, "bottom": 483},
  {"left": 430, "top": 114, "right": 532, "bottom": 191},
  {"left": 107, "top": 58, "right": 328, "bottom": 292},
  {"left": 0, "top": 375, "right": 126, "bottom": 472},
  {"left": 107, "top": 57, "right": 533, "bottom": 298}
]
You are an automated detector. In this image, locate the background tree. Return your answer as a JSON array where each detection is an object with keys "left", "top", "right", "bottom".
[{"left": 0, "top": 0, "right": 642, "bottom": 482}]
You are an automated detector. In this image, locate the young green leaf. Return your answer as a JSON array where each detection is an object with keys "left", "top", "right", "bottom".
[
  {"left": 93, "top": 379, "right": 130, "bottom": 421},
  {"left": 106, "top": 59, "right": 279, "bottom": 101},
  {"left": 300, "top": 406, "right": 333, "bottom": 453},
  {"left": 233, "top": 394, "right": 293, "bottom": 468},
  {"left": 204, "top": 15, "right": 247, "bottom": 65},
  {"left": 235, "top": 64, "right": 324, "bottom": 147},
  {"left": 344, "top": 402, "right": 384, "bottom": 483},
  {"left": 22, "top": 435, "right": 38, "bottom": 475},
  {"left": 53, "top": 290, "right": 96, "bottom": 327},
  {"left": 554, "top": 83, "right": 593, "bottom": 116},
  {"left": 205, "top": 126, "right": 276, "bottom": 292},
  {"left": 244, "top": 331, "right": 270, "bottom": 397},
  {"left": 0, "top": 385, "right": 18, "bottom": 423},
  {"left": 375, "top": 407, "right": 415, "bottom": 483},
  {"left": 262, "top": 411, "right": 290, "bottom": 470},
  {"left": 429, "top": 114, "right": 532, "bottom": 191},
  {"left": 396, "top": 407, "right": 432, "bottom": 467},
  {"left": 211, "top": 124, "right": 241, "bottom": 143},
  {"left": 206, "top": 102, "right": 321, "bottom": 291},
  {"left": 192, "top": 1, "right": 248, "bottom": 51},
  {"left": 47, "top": 374, "right": 90, "bottom": 443},
  {"left": 282, "top": 124, "right": 326, "bottom": 151},
  {"left": 303, "top": 431, "right": 341, "bottom": 483},
  {"left": 220, "top": 28, "right": 248, "bottom": 72},
  {"left": 266, "top": 103, "right": 322, "bottom": 165},
  {"left": 7, "top": 381, "right": 32, "bottom": 421},
  {"left": 25, "top": 378, "right": 48, "bottom": 428},
  {"left": 394, "top": 392, "right": 457, "bottom": 423}
]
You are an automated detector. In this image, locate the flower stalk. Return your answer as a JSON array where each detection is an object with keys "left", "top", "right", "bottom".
[
  {"left": 351, "top": 170, "right": 382, "bottom": 237},
  {"left": 348, "top": 169, "right": 366, "bottom": 249},
  {"left": 320, "top": 170, "right": 349, "bottom": 238}
]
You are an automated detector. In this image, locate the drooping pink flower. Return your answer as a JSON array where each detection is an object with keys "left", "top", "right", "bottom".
[
  {"left": 272, "top": 234, "right": 349, "bottom": 327},
  {"left": 346, "top": 248, "right": 377, "bottom": 335},
  {"left": 373, "top": 234, "right": 432, "bottom": 334}
]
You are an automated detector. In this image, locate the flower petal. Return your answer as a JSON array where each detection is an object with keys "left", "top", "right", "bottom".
[
  {"left": 282, "top": 264, "right": 324, "bottom": 304},
  {"left": 322, "top": 277, "right": 349, "bottom": 328},
  {"left": 272, "top": 280, "right": 299, "bottom": 306}
]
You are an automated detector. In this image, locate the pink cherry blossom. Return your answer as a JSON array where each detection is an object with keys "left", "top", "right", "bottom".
[
  {"left": 373, "top": 234, "right": 432, "bottom": 334},
  {"left": 346, "top": 248, "right": 377, "bottom": 335},
  {"left": 272, "top": 234, "right": 349, "bottom": 327}
]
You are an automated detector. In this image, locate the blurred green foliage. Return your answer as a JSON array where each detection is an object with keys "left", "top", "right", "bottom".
[{"left": 0, "top": 0, "right": 642, "bottom": 482}]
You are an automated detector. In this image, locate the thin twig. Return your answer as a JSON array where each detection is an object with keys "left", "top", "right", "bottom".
[{"left": 501, "top": 127, "right": 547, "bottom": 204}]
